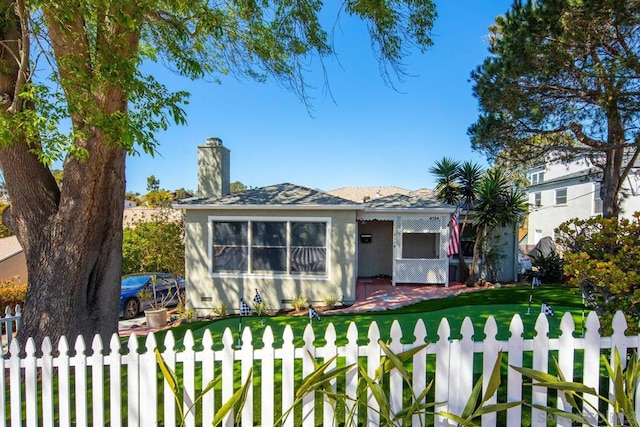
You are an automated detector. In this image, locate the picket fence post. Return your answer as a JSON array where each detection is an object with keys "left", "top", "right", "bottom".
[
  {"left": 434, "top": 317, "right": 451, "bottom": 427},
  {"left": 108, "top": 334, "right": 123, "bottom": 427},
  {"left": 344, "top": 322, "right": 359, "bottom": 426},
  {"left": 302, "top": 324, "right": 316, "bottom": 427},
  {"left": 482, "top": 316, "right": 500, "bottom": 426},
  {"left": 583, "top": 311, "right": 601, "bottom": 425},
  {"left": 281, "top": 325, "right": 295, "bottom": 427},
  {"left": 140, "top": 333, "right": 158, "bottom": 427},
  {"left": 90, "top": 335, "right": 105, "bottom": 427},
  {"left": 412, "top": 319, "right": 428, "bottom": 427},
  {"left": 240, "top": 326, "right": 254, "bottom": 426},
  {"left": 323, "top": 322, "right": 338, "bottom": 426},
  {"left": 183, "top": 330, "right": 197, "bottom": 427},
  {"left": 261, "top": 326, "right": 275, "bottom": 427},
  {"left": 557, "top": 313, "right": 576, "bottom": 427},
  {"left": 223, "top": 328, "right": 237, "bottom": 427},
  {"left": 366, "top": 321, "right": 381, "bottom": 427},
  {"left": 201, "top": 329, "right": 216, "bottom": 426}
]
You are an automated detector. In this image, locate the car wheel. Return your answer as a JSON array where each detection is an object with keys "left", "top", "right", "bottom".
[{"left": 123, "top": 298, "right": 140, "bottom": 319}]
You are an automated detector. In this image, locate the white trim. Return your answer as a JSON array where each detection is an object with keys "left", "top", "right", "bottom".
[{"left": 207, "top": 215, "right": 332, "bottom": 280}]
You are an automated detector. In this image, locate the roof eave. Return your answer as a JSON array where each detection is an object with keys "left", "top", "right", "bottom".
[{"left": 173, "top": 203, "right": 362, "bottom": 211}]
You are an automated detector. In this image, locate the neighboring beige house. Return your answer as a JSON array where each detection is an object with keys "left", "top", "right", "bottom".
[
  {"left": 175, "top": 138, "right": 458, "bottom": 315},
  {"left": 0, "top": 236, "right": 27, "bottom": 283}
]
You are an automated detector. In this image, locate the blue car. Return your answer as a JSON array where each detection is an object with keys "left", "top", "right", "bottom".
[{"left": 119, "top": 273, "right": 186, "bottom": 319}]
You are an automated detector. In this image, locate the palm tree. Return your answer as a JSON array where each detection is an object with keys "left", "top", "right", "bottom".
[
  {"left": 429, "top": 157, "right": 461, "bottom": 205},
  {"left": 430, "top": 158, "right": 483, "bottom": 281},
  {"left": 467, "top": 168, "right": 528, "bottom": 285}
]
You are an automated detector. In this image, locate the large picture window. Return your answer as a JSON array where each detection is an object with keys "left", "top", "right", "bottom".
[{"left": 211, "top": 218, "right": 328, "bottom": 276}]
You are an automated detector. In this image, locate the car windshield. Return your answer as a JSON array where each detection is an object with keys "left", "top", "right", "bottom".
[{"left": 121, "top": 275, "right": 150, "bottom": 289}]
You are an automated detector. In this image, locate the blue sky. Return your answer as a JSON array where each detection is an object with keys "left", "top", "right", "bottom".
[{"left": 125, "top": 0, "right": 514, "bottom": 195}]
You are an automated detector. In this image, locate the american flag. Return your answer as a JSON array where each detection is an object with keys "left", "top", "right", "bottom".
[
  {"left": 542, "top": 302, "right": 555, "bottom": 317},
  {"left": 254, "top": 289, "right": 263, "bottom": 304},
  {"left": 240, "top": 298, "right": 251, "bottom": 316},
  {"left": 447, "top": 207, "right": 460, "bottom": 258},
  {"left": 309, "top": 305, "right": 321, "bottom": 322}
]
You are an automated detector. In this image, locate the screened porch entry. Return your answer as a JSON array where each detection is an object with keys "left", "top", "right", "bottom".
[{"left": 357, "top": 215, "right": 450, "bottom": 286}]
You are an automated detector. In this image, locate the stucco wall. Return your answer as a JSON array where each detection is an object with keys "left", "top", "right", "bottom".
[{"left": 185, "top": 208, "right": 357, "bottom": 314}]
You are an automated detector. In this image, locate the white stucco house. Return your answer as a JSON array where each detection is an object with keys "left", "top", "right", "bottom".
[
  {"left": 174, "top": 138, "right": 521, "bottom": 314},
  {"left": 525, "top": 154, "right": 640, "bottom": 249}
]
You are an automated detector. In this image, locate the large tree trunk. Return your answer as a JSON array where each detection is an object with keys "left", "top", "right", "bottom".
[
  {"left": 0, "top": 0, "right": 139, "bottom": 349},
  {"left": 8, "top": 140, "right": 126, "bottom": 349}
]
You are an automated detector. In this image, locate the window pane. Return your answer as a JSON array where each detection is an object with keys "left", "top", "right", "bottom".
[
  {"left": 402, "top": 233, "right": 439, "bottom": 259},
  {"left": 214, "top": 222, "right": 247, "bottom": 245},
  {"left": 252, "top": 248, "right": 287, "bottom": 272},
  {"left": 291, "top": 222, "right": 326, "bottom": 247},
  {"left": 252, "top": 222, "right": 286, "bottom": 247},
  {"left": 291, "top": 247, "right": 326, "bottom": 274},
  {"left": 555, "top": 188, "right": 567, "bottom": 205},
  {"left": 214, "top": 246, "right": 248, "bottom": 272}
]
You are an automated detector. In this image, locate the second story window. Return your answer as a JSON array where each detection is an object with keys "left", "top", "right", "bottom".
[
  {"left": 555, "top": 188, "right": 567, "bottom": 205},
  {"left": 530, "top": 171, "right": 545, "bottom": 185},
  {"left": 534, "top": 192, "right": 541, "bottom": 208}
]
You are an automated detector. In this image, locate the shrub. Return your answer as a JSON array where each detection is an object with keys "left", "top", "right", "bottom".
[
  {"left": 290, "top": 295, "right": 308, "bottom": 311},
  {"left": 555, "top": 213, "right": 640, "bottom": 332},
  {"left": 321, "top": 294, "right": 341, "bottom": 309},
  {"left": 210, "top": 302, "right": 229, "bottom": 318},
  {"left": 0, "top": 277, "right": 27, "bottom": 310},
  {"left": 528, "top": 250, "right": 564, "bottom": 284}
]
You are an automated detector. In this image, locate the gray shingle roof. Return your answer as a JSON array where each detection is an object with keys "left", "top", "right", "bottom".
[
  {"left": 177, "top": 183, "right": 359, "bottom": 207},
  {"left": 176, "top": 183, "right": 453, "bottom": 212}
]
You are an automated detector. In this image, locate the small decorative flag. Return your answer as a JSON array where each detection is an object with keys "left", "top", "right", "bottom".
[
  {"left": 447, "top": 207, "right": 460, "bottom": 258},
  {"left": 254, "top": 289, "right": 263, "bottom": 304},
  {"left": 532, "top": 276, "right": 542, "bottom": 286},
  {"left": 240, "top": 298, "right": 251, "bottom": 316},
  {"left": 542, "top": 302, "right": 555, "bottom": 317},
  {"left": 309, "top": 305, "right": 321, "bottom": 322}
]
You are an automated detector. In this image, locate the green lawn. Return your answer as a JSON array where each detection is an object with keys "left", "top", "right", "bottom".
[{"left": 151, "top": 284, "right": 588, "bottom": 350}]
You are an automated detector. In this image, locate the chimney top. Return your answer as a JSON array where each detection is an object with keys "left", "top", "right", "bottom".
[{"left": 206, "top": 137, "right": 223, "bottom": 146}]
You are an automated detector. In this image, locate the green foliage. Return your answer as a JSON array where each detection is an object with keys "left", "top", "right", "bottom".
[
  {"left": 469, "top": 168, "right": 528, "bottom": 284},
  {"left": 156, "top": 348, "right": 252, "bottom": 427},
  {"left": 469, "top": 0, "right": 640, "bottom": 217},
  {"left": 513, "top": 349, "right": 639, "bottom": 427},
  {"left": 0, "top": 202, "right": 12, "bottom": 237},
  {"left": 122, "top": 214, "right": 185, "bottom": 277},
  {"left": 253, "top": 301, "right": 268, "bottom": 317},
  {"left": 528, "top": 250, "right": 564, "bottom": 284},
  {"left": 290, "top": 295, "right": 308, "bottom": 311},
  {"left": 321, "top": 294, "right": 342, "bottom": 310},
  {"left": 555, "top": 214, "right": 640, "bottom": 329},
  {"left": 143, "top": 190, "right": 174, "bottom": 207},
  {"left": 210, "top": 302, "right": 229, "bottom": 318},
  {"left": 230, "top": 181, "right": 247, "bottom": 193},
  {"left": 0, "top": 277, "right": 27, "bottom": 309},
  {"left": 146, "top": 175, "right": 160, "bottom": 192},
  {"left": 440, "top": 351, "right": 519, "bottom": 426}
]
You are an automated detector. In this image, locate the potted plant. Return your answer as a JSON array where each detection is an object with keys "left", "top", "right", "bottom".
[{"left": 138, "top": 275, "right": 177, "bottom": 329}]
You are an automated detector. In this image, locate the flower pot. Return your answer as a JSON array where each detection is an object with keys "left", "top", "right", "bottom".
[{"left": 145, "top": 308, "right": 168, "bottom": 329}]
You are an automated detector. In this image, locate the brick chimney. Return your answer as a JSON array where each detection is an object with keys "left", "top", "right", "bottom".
[{"left": 197, "top": 137, "right": 230, "bottom": 198}]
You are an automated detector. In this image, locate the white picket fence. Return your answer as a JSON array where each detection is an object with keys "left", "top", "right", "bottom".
[{"left": 1, "top": 311, "right": 638, "bottom": 427}]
